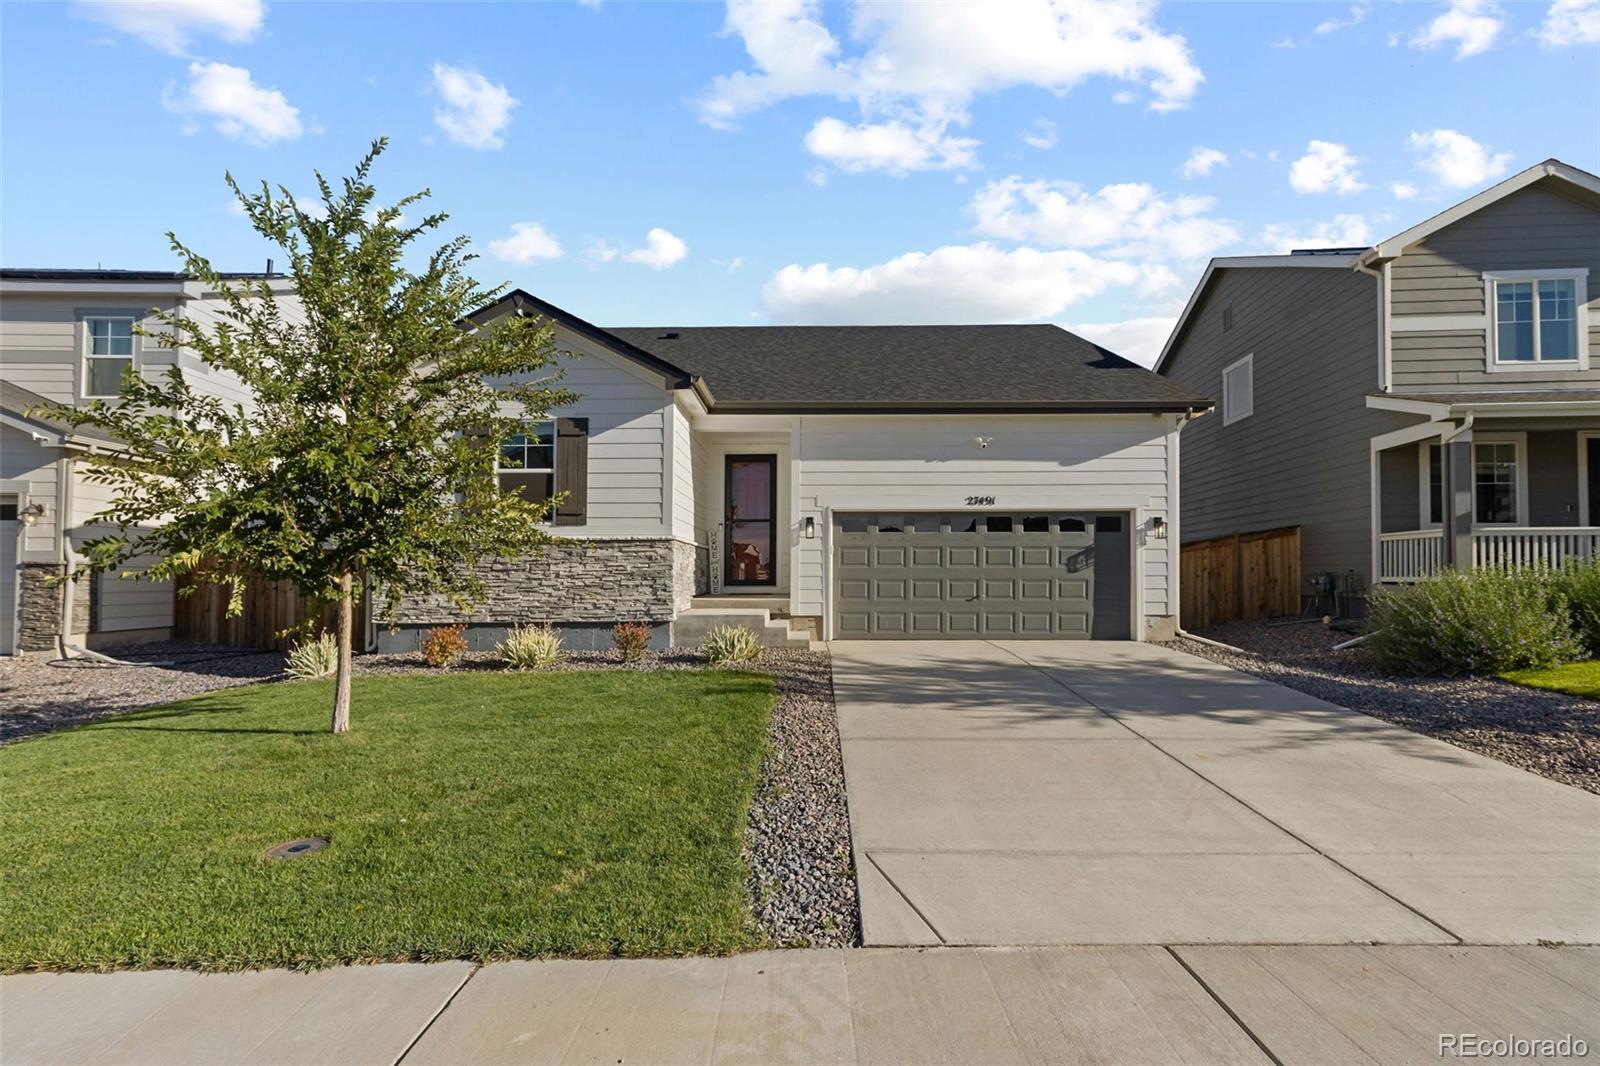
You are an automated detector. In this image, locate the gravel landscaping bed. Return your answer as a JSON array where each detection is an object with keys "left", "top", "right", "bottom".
[
  {"left": 1166, "top": 620, "right": 1600, "bottom": 795},
  {"left": 1, "top": 644, "right": 286, "bottom": 744}
]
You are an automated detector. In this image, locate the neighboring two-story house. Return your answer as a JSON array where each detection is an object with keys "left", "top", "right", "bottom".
[
  {"left": 2, "top": 274, "right": 1211, "bottom": 655},
  {"left": 1157, "top": 158, "right": 1600, "bottom": 614},
  {"left": 0, "top": 268, "right": 291, "bottom": 654}
]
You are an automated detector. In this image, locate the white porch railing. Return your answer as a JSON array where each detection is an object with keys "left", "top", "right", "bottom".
[
  {"left": 1379, "top": 527, "right": 1600, "bottom": 581},
  {"left": 1379, "top": 530, "right": 1444, "bottom": 582}
]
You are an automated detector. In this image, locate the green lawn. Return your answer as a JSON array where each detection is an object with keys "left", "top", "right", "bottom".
[
  {"left": 0, "top": 669, "right": 776, "bottom": 972},
  {"left": 1500, "top": 660, "right": 1600, "bottom": 700}
]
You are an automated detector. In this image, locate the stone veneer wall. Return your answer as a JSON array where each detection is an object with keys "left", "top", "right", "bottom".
[
  {"left": 18, "top": 563, "right": 91, "bottom": 652},
  {"left": 395, "top": 538, "right": 682, "bottom": 626},
  {"left": 670, "top": 539, "right": 704, "bottom": 612}
]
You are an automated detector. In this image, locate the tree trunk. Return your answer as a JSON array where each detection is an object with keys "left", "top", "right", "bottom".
[{"left": 332, "top": 571, "right": 354, "bottom": 734}]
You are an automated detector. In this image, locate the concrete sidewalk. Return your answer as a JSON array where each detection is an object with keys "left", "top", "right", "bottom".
[{"left": 4, "top": 946, "right": 1596, "bottom": 1065}]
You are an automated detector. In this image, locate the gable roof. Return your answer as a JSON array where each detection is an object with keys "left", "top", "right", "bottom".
[
  {"left": 1362, "top": 158, "right": 1600, "bottom": 263},
  {"left": 464, "top": 289, "right": 694, "bottom": 388},
  {"left": 605, "top": 324, "right": 1211, "bottom": 413},
  {"left": 1152, "top": 253, "right": 1360, "bottom": 375},
  {"left": 0, "top": 381, "right": 126, "bottom": 449}
]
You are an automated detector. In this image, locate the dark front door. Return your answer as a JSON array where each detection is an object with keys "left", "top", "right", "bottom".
[
  {"left": 725, "top": 455, "right": 777, "bottom": 587},
  {"left": 1588, "top": 438, "right": 1600, "bottom": 525}
]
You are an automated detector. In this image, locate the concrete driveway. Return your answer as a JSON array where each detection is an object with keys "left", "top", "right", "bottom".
[{"left": 831, "top": 640, "right": 1600, "bottom": 947}]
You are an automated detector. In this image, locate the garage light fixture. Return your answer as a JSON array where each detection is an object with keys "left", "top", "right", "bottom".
[
  {"left": 804, "top": 516, "right": 816, "bottom": 540},
  {"left": 1151, "top": 516, "right": 1167, "bottom": 540},
  {"left": 18, "top": 502, "right": 45, "bottom": 527}
]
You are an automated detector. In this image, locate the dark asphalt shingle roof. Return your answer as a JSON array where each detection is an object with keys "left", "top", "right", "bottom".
[
  {"left": 1, "top": 268, "right": 283, "bottom": 282},
  {"left": 1371, "top": 390, "right": 1600, "bottom": 406},
  {"left": 606, "top": 325, "right": 1212, "bottom": 412}
]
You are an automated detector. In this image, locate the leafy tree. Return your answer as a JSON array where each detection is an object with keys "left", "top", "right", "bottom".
[{"left": 40, "top": 139, "right": 575, "bottom": 733}]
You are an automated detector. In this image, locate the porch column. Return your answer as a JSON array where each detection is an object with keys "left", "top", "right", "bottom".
[{"left": 1441, "top": 434, "right": 1473, "bottom": 569}]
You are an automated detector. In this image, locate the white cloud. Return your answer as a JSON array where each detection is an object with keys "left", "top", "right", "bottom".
[
  {"left": 1289, "top": 140, "right": 1368, "bottom": 194},
  {"left": 1066, "top": 316, "right": 1178, "bottom": 368},
  {"left": 969, "top": 176, "right": 1239, "bottom": 260},
  {"left": 164, "top": 61, "right": 302, "bottom": 145},
  {"left": 1407, "top": 129, "right": 1513, "bottom": 188},
  {"left": 1315, "top": 3, "right": 1371, "bottom": 35},
  {"left": 762, "top": 243, "right": 1148, "bottom": 324},
  {"left": 1259, "top": 214, "right": 1373, "bottom": 254},
  {"left": 593, "top": 228, "right": 688, "bottom": 269},
  {"left": 430, "top": 63, "right": 517, "bottom": 149},
  {"left": 1391, "top": 181, "right": 1419, "bottom": 200},
  {"left": 699, "top": 0, "right": 1203, "bottom": 170},
  {"left": 1022, "top": 118, "right": 1057, "bottom": 150},
  {"left": 1409, "top": 0, "right": 1504, "bottom": 58},
  {"left": 1538, "top": 0, "right": 1600, "bottom": 46},
  {"left": 1181, "top": 146, "right": 1228, "bottom": 179},
  {"left": 74, "top": 0, "right": 264, "bottom": 55},
  {"left": 488, "top": 222, "right": 564, "bottom": 264},
  {"left": 804, "top": 116, "right": 977, "bottom": 174}
]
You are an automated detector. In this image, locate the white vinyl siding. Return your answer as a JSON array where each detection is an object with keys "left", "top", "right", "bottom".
[
  {"left": 69, "top": 463, "right": 174, "bottom": 634},
  {"left": 669, "top": 403, "right": 697, "bottom": 544},
  {"left": 1222, "top": 354, "right": 1254, "bottom": 426},
  {"left": 793, "top": 414, "right": 1175, "bottom": 624}
]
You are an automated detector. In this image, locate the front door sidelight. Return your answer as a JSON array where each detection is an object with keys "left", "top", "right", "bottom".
[{"left": 725, "top": 454, "right": 777, "bottom": 587}]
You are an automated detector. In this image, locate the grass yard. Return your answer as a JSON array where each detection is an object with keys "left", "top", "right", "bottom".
[
  {"left": 0, "top": 669, "right": 776, "bottom": 972},
  {"left": 1501, "top": 660, "right": 1600, "bottom": 701}
]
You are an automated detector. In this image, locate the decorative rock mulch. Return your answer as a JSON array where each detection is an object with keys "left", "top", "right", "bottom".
[{"left": 1166, "top": 620, "right": 1600, "bottom": 795}]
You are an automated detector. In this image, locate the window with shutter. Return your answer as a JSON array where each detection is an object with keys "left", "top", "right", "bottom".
[
  {"left": 1222, "top": 353, "right": 1253, "bottom": 426},
  {"left": 497, "top": 422, "right": 555, "bottom": 507}
]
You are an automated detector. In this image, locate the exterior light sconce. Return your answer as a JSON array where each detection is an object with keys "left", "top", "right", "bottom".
[
  {"left": 974, "top": 436, "right": 993, "bottom": 449},
  {"left": 1151, "top": 516, "right": 1167, "bottom": 540},
  {"left": 804, "top": 515, "right": 816, "bottom": 540},
  {"left": 18, "top": 502, "right": 45, "bottom": 527}
]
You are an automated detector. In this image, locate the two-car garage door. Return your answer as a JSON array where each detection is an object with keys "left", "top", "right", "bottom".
[{"left": 833, "top": 512, "right": 1132, "bottom": 640}]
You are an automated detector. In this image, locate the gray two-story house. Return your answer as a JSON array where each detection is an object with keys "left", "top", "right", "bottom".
[{"left": 1158, "top": 158, "right": 1600, "bottom": 613}]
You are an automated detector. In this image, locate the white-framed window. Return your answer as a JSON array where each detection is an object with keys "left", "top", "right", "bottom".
[
  {"left": 83, "top": 316, "right": 135, "bottom": 398},
  {"left": 496, "top": 421, "right": 555, "bottom": 504},
  {"left": 1421, "top": 435, "right": 1528, "bottom": 527},
  {"left": 1221, "top": 353, "right": 1253, "bottom": 426},
  {"left": 1485, "top": 269, "right": 1589, "bottom": 371}
]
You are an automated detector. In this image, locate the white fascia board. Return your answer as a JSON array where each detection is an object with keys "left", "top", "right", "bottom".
[
  {"left": 1365, "top": 394, "right": 1454, "bottom": 418},
  {"left": 1153, "top": 254, "right": 1362, "bottom": 374},
  {"left": 1365, "top": 160, "right": 1600, "bottom": 263},
  {"left": 0, "top": 279, "right": 191, "bottom": 297}
]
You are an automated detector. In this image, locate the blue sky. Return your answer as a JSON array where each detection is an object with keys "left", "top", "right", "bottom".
[{"left": 3, "top": 0, "right": 1597, "bottom": 364}]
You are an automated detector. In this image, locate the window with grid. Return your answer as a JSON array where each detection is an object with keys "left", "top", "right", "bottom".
[
  {"left": 1490, "top": 273, "right": 1583, "bottom": 366},
  {"left": 1473, "top": 442, "right": 1519, "bottom": 525},
  {"left": 84, "top": 317, "right": 133, "bottom": 397},
  {"left": 496, "top": 423, "right": 555, "bottom": 504}
]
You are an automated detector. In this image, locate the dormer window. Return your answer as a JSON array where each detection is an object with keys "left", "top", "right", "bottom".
[{"left": 1486, "top": 270, "right": 1588, "bottom": 370}]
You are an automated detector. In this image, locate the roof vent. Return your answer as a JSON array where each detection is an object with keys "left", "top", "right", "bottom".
[
  {"left": 661, "top": 331, "right": 680, "bottom": 340},
  {"left": 1289, "top": 247, "right": 1369, "bottom": 256}
]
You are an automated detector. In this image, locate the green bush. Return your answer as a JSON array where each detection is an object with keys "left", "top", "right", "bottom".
[
  {"left": 497, "top": 624, "right": 563, "bottom": 670},
  {"left": 703, "top": 624, "right": 764, "bottom": 666},
  {"left": 1367, "top": 566, "right": 1580, "bottom": 676},
  {"left": 1551, "top": 559, "right": 1600, "bottom": 657},
  {"left": 285, "top": 632, "right": 337, "bottom": 679}
]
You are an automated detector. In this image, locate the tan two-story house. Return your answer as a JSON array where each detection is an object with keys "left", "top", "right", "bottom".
[{"left": 1158, "top": 158, "right": 1600, "bottom": 613}]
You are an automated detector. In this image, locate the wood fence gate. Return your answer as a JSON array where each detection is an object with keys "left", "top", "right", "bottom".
[
  {"left": 1179, "top": 526, "right": 1301, "bottom": 630},
  {"left": 173, "top": 573, "right": 364, "bottom": 651}
]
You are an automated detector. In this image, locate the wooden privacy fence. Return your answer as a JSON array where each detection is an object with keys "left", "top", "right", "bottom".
[
  {"left": 173, "top": 572, "right": 365, "bottom": 651},
  {"left": 1180, "top": 526, "right": 1301, "bottom": 630}
]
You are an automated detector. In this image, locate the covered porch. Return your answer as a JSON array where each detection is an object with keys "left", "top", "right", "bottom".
[{"left": 1369, "top": 393, "right": 1600, "bottom": 583}]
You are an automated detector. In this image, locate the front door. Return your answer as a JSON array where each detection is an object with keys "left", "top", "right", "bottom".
[{"left": 725, "top": 455, "right": 777, "bottom": 587}]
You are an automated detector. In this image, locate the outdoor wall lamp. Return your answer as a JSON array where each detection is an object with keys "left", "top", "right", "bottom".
[
  {"left": 1150, "top": 516, "right": 1167, "bottom": 540},
  {"left": 804, "top": 516, "right": 816, "bottom": 540},
  {"left": 18, "top": 502, "right": 45, "bottom": 527}
]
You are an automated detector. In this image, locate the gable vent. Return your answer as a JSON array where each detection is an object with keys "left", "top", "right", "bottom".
[{"left": 1222, "top": 304, "right": 1234, "bottom": 332}]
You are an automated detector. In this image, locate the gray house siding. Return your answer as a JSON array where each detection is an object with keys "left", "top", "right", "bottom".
[
  {"left": 1529, "top": 430, "right": 1580, "bottom": 526},
  {"left": 1390, "top": 181, "right": 1600, "bottom": 392},
  {"left": 1164, "top": 266, "right": 1411, "bottom": 586},
  {"left": 1379, "top": 448, "right": 1421, "bottom": 533}
]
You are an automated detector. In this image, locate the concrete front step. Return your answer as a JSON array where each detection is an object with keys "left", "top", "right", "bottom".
[{"left": 674, "top": 607, "right": 820, "bottom": 650}]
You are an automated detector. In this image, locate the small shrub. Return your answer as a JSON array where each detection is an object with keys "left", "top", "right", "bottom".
[
  {"left": 612, "top": 622, "right": 652, "bottom": 662},
  {"left": 703, "top": 624, "right": 764, "bottom": 665},
  {"left": 285, "top": 632, "right": 337, "bottom": 679},
  {"left": 420, "top": 624, "right": 468, "bottom": 668},
  {"left": 1366, "top": 566, "right": 1579, "bottom": 676},
  {"left": 498, "top": 624, "right": 563, "bottom": 670},
  {"left": 1552, "top": 559, "right": 1600, "bottom": 657}
]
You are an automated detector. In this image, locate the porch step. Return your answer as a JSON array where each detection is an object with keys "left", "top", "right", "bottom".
[
  {"left": 674, "top": 606, "right": 822, "bottom": 651},
  {"left": 690, "top": 595, "right": 793, "bottom": 614}
]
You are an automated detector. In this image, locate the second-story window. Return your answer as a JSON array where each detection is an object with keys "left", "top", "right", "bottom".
[
  {"left": 1487, "top": 271, "right": 1587, "bottom": 368},
  {"left": 497, "top": 422, "right": 555, "bottom": 506},
  {"left": 84, "top": 317, "right": 134, "bottom": 398}
]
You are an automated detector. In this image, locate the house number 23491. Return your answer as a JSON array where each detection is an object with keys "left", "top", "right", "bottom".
[{"left": 964, "top": 495, "right": 996, "bottom": 506}]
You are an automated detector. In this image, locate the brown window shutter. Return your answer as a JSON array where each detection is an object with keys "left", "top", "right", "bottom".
[{"left": 555, "top": 417, "right": 588, "bottom": 525}]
